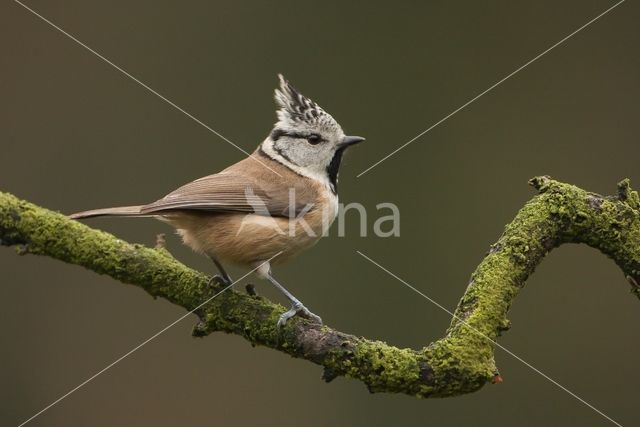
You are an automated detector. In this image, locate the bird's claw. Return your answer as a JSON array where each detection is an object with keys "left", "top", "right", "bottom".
[
  {"left": 208, "top": 274, "right": 233, "bottom": 289},
  {"left": 277, "top": 302, "right": 322, "bottom": 328}
]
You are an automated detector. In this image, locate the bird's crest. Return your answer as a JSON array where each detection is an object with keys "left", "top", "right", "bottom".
[{"left": 274, "top": 74, "right": 340, "bottom": 132}]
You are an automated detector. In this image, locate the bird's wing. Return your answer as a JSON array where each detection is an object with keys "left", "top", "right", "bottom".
[{"left": 140, "top": 170, "right": 312, "bottom": 217}]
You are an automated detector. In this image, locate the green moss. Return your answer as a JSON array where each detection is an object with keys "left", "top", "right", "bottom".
[
  {"left": 0, "top": 192, "right": 210, "bottom": 309},
  {"left": 2, "top": 176, "right": 640, "bottom": 399}
]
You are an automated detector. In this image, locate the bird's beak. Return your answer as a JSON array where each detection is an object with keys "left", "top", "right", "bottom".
[{"left": 338, "top": 135, "right": 365, "bottom": 149}]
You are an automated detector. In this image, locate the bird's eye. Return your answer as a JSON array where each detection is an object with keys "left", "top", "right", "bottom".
[{"left": 307, "top": 134, "right": 322, "bottom": 145}]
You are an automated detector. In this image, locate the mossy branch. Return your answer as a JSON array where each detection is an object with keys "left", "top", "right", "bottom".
[{"left": 1, "top": 176, "right": 639, "bottom": 398}]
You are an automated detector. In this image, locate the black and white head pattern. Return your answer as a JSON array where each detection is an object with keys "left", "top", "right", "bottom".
[
  {"left": 261, "top": 74, "right": 347, "bottom": 194},
  {"left": 274, "top": 74, "right": 341, "bottom": 134}
]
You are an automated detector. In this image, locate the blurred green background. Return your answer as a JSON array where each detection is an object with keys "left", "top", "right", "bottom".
[{"left": 1, "top": 1, "right": 638, "bottom": 426}]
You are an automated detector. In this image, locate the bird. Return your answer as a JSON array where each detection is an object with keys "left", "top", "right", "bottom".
[{"left": 70, "top": 74, "right": 365, "bottom": 328}]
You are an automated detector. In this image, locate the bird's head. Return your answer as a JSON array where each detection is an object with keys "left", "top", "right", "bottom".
[{"left": 260, "top": 74, "right": 364, "bottom": 192}]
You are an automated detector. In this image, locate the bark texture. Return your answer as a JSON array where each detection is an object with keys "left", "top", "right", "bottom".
[{"left": 1, "top": 176, "right": 638, "bottom": 397}]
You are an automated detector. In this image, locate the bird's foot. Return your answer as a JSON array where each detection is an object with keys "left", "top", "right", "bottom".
[
  {"left": 245, "top": 284, "right": 258, "bottom": 296},
  {"left": 277, "top": 302, "right": 322, "bottom": 328},
  {"left": 207, "top": 274, "right": 233, "bottom": 289}
]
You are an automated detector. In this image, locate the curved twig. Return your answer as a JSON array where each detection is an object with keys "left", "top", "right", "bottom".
[{"left": 1, "top": 176, "right": 638, "bottom": 397}]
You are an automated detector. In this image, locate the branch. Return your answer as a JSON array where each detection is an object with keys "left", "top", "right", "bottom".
[{"left": 1, "top": 177, "right": 639, "bottom": 397}]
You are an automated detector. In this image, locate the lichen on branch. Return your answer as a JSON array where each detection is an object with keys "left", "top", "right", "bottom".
[{"left": 1, "top": 176, "right": 639, "bottom": 398}]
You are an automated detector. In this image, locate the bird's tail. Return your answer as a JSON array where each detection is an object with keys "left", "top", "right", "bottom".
[{"left": 69, "top": 205, "right": 146, "bottom": 219}]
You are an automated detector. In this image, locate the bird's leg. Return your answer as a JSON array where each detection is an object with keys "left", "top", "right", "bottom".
[
  {"left": 266, "top": 273, "right": 322, "bottom": 328},
  {"left": 208, "top": 255, "right": 233, "bottom": 287},
  {"left": 194, "top": 255, "right": 233, "bottom": 328}
]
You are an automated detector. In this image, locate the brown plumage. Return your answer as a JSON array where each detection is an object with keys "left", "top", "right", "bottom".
[{"left": 71, "top": 150, "right": 332, "bottom": 266}]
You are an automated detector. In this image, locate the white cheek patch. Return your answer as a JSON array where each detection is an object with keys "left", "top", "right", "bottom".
[{"left": 261, "top": 138, "right": 333, "bottom": 192}]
